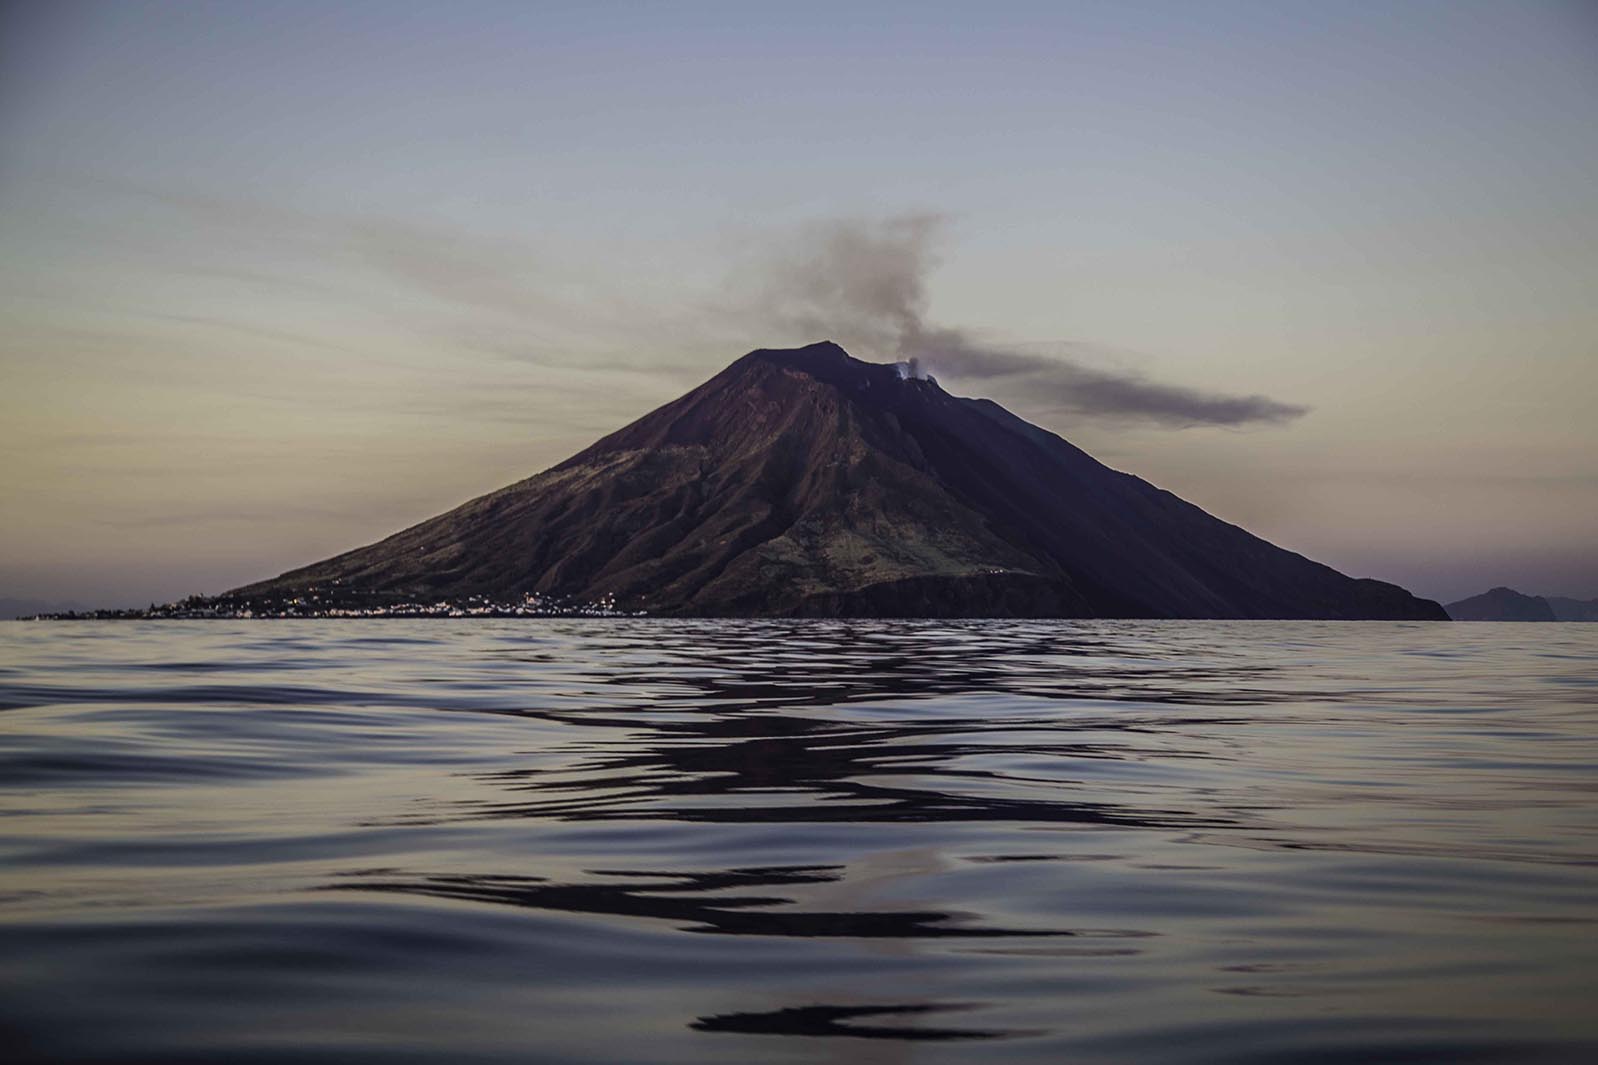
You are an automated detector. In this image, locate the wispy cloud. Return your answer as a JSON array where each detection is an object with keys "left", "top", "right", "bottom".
[{"left": 50, "top": 178, "right": 1308, "bottom": 427}]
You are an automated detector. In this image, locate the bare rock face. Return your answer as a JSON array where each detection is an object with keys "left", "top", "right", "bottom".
[{"left": 231, "top": 342, "right": 1448, "bottom": 619}]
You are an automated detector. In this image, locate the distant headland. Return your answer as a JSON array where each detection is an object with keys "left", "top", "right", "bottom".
[{"left": 1445, "top": 587, "right": 1598, "bottom": 622}]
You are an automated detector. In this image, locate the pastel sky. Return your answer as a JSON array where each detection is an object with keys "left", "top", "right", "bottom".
[{"left": 2, "top": 0, "right": 1595, "bottom": 608}]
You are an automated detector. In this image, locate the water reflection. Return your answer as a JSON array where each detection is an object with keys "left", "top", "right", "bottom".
[
  {"left": 327, "top": 863, "right": 1105, "bottom": 938},
  {"left": 462, "top": 714, "right": 1234, "bottom": 828},
  {"left": 0, "top": 619, "right": 1595, "bottom": 1064},
  {"left": 691, "top": 1003, "right": 1008, "bottom": 1041},
  {"left": 418, "top": 622, "right": 1269, "bottom": 832}
]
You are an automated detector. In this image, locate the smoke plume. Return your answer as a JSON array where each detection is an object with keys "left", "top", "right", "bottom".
[{"left": 746, "top": 214, "right": 1308, "bottom": 428}]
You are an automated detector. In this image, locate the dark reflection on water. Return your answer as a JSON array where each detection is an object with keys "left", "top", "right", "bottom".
[
  {"left": 1, "top": 619, "right": 1596, "bottom": 1064},
  {"left": 326, "top": 864, "right": 1134, "bottom": 939},
  {"left": 464, "top": 712, "right": 1233, "bottom": 828},
  {"left": 691, "top": 1003, "right": 1009, "bottom": 1041}
]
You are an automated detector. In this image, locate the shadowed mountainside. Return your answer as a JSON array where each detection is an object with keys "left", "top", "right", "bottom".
[
  {"left": 230, "top": 342, "right": 1445, "bottom": 619},
  {"left": 1446, "top": 587, "right": 1598, "bottom": 621},
  {"left": 1546, "top": 596, "right": 1598, "bottom": 622}
]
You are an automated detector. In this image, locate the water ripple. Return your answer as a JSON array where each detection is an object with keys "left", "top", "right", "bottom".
[{"left": 1, "top": 618, "right": 1595, "bottom": 1064}]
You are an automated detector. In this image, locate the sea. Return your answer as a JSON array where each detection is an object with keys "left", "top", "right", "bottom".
[{"left": 1, "top": 619, "right": 1595, "bottom": 1064}]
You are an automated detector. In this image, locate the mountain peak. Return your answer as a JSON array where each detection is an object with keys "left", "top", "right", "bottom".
[
  {"left": 742, "top": 339, "right": 887, "bottom": 380},
  {"left": 1446, "top": 586, "right": 1558, "bottom": 621},
  {"left": 734, "top": 342, "right": 945, "bottom": 401},
  {"left": 768, "top": 339, "right": 850, "bottom": 360}
]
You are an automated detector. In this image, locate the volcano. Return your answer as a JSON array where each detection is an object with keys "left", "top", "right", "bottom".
[{"left": 229, "top": 342, "right": 1446, "bottom": 619}]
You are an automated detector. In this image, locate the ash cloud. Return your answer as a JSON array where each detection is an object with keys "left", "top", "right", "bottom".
[{"left": 746, "top": 214, "right": 1309, "bottom": 428}]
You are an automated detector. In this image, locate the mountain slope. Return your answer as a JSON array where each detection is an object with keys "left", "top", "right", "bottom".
[
  {"left": 1445, "top": 587, "right": 1557, "bottom": 621},
  {"left": 1545, "top": 596, "right": 1598, "bottom": 622},
  {"left": 1446, "top": 588, "right": 1596, "bottom": 621},
  {"left": 231, "top": 342, "right": 1446, "bottom": 619}
]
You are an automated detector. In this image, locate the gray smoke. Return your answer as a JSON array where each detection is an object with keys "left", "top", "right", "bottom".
[{"left": 747, "top": 214, "right": 1308, "bottom": 428}]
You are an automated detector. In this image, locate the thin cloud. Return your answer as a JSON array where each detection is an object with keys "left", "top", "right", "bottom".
[{"left": 58, "top": 177, "right": 1309, "bottom": 426}]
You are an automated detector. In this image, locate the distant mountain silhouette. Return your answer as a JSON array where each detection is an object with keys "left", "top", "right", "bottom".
[
  {"left": 1544, "top": 596, "right": 1598, "bottom": 622},
  {"left": 1447, "top": 587, "right": 1598, "bottom": 621},
  {"left": 230, "top": 342, "right": 1445, "bottom": 619},
  {"left": 0, "top": 597, "right": 86, "bottom": 620}
]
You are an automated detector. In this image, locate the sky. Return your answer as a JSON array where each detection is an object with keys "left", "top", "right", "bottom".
[{"left": 2, "top": 0, "right": 1595, "bottom": 608}]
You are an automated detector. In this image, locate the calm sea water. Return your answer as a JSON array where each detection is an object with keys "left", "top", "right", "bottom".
[{"left": 2, "top": 619, "right": 1595, "bottom": 1064}]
